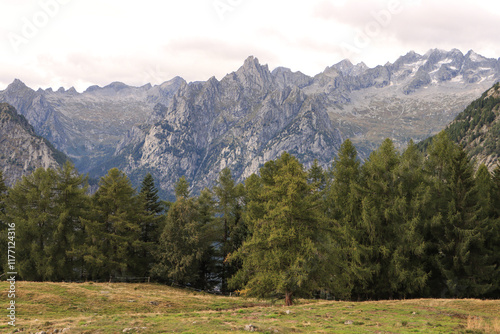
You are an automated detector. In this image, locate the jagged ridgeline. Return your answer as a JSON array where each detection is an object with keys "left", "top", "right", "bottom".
[
  {"left": 2, "top": 49, "right": 500, "bottom": 197},
  {"left": 0, "top": 103, "right": 67, "bottom": 186},
  {"left": 419, "top": 82, "right": 500, "bottom": 168}
]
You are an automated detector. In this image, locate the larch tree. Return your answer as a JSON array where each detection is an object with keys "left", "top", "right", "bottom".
[
  {"left": 83, "top": 168, "right": 143, "bottom": 280},
  {"left": 229, "top": 152, "right": 334, "bottom": 306},
  {"left": 213, "top": 167, "right": 246, "bottom": 292},
  {"left": 153, "top": 177, "right": 212, "bottom": 288}
]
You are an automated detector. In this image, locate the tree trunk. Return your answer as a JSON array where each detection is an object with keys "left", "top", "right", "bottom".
[{"left": 285, "top": 291, "right": 293, "bottom": 306}]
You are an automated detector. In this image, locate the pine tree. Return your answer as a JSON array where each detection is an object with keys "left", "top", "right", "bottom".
[
  {"left": 137, "top": 173, "right": 164, "bottom": 276},
  {"left": 229, "top": 152, "right": 334, "bottom": 306},
  {"left": 153, "top": 177, "right": 212, "bottom": 288},
  {"left": 49, "top": 162, "right": 89, "bottom": 280},
  {"left": 83, "top": 168, "right": 144, "bottom": 280},
  {"left": 326, "top": 139, "right": 368, "bottom": 299},
  {"left": 175, "top": 176, "right": 190, "bottom": 199},
  {"left": 213, "top": 167, "right": 246, "bottom": 292},
  {"left": 490, "top": 164, "right": 500, "bottom": 296},
  {"left": 475, "top": 164, "right": 500, "bottom": 297},
  {"left": 475, "top": 164, "right": 494, "bottom": 219},
  {"left": 389, "top": 140, "right": 429, "bottom": 297},
  {"left": 0, "top": 171, "right": 8, "bottom": 275},
  {"left": 308, "top": 159, "right": 327, "bottom": 191},
  {"left": 356, "top": 138, "right": 401, "bottom": 298},
  {"left": 436, "top": 149, "right": 493, "bottom": 297},
  {"left": 353, "top": 139, "right": 428, "bottom": 299},
  {"left": 6, "top": 168, "right": 59, "bottom": 280},
  {"left": 0, "top": 170, "right": 6, "bottom": 215},
  {"left": 195, "top": 188, "right": 218, "bottom": 289}
]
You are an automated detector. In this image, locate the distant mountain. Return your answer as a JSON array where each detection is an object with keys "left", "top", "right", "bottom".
[
  {"left": 1, "top": 48, "right": 499, "bottom": 196},
  {"left": 0, "top": 103, "right": 67, "bottom": 186},
  {"left": 0, "top": 77, "right": 184, "bottom": 174},
  {"left": 421, "top": 83, "right": 500, "bottom": 169},
  {"left": 112, "top": 57, "right": 342, "bottom": 196}
]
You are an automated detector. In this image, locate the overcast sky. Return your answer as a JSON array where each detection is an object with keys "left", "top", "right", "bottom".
[{"left": 1, "top": 0, "right": 500, "bottom": 92}]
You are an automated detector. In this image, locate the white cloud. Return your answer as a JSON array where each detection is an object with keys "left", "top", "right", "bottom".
[{"left": 1, "top": 0, "right": 499, "bottom": 91}]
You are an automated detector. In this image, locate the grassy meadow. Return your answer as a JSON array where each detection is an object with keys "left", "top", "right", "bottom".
[{"left": 0, "top": 281, "right": 499, "bottom": 333}]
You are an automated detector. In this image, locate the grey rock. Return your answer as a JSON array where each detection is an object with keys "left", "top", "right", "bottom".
[
  {"left": 244, "top": 324, "right": 257, "bottom": 331},
  {"left": 2, "top": 49, "right": 500, "bottom": 197},
  {"left": 0, "top": 103, "right": 64, "bottom": 186}
]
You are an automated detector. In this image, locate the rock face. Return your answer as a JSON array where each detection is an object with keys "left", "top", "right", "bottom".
[
  {"left": 116, "top": 57, "right": 342, "bottom": 196},
  {"left": 0, "top": 77, "right": 185, "bottom": 174},
  {"left": 2, "top": 49, "right": 500, "bottom": 196},
  {"left": 0, "top": 103, "right": 66, "bottom": 186}
]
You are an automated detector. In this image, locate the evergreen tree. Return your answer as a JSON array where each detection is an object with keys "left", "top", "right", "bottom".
[
  {"left": 475, "top": 164, "right": 494, "bottom": 219},
  {"left": 0, "top": 171, "right": 8, "bottom": 275},
  {"left": 195, "top": 188, "right": 218, "bottom": 289},
  {"left": 6, "top": 168, "right": 59, "bottom": 280},
  {"left": 389, "top": 141, "right": 429, "bottom": 297},
  {"left": 213, "top": 167, "right": 246, "bottom": 292},
  {"left": 83, "top": 168, "right": 144, "bottom": 280},
  {"left": 137, "top": 173, "right": 164, "bottom": 276},
  {"left": 491, "top": 163, "right": 500, "bottom": 219},
  {"left": 0, "top": 170, "right": 6, "bottom": 215},
  {"left": 489, "top": 164, "right": 500, "bottom": 296},
  {"left": 140, "top": 173, "right": 163, "bottom": 215},
  {"left": 153, "top": 177, "right": 212, "bottom": 288},
  {"left": 356, "top": 138, "right": 400, "bottom": 298},
  {"left": 437, "top": 149, "right": 493, "bottom": 297},
  {"left": 476, "top": 164, "right": 500, "bottom": 297},
  {"left": 308, "top": 159, "right": 327, "bottom": 191},
  {"left": 424, "top": 135, "right": 494, "bottom": 297},
  {"left": 326, "top": 139, "right": 368, "bottom": 299},
  {"left": 175, "top": 176, "right": 190, "bottom": 199},
  {"left": 229, "top": 152, "right": 335, "bottom": 306},
  {"left": 355, "top": 139, "right": 428, "bottom": 298},
  {"left": 49, "top": 162, "right": 89, "bottom": 280}
]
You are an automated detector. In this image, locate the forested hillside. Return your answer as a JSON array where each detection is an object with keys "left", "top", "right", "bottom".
[
  {"left": 420, "top": 82, "right": 500, "bottom": 169},
  {"left": 0, "top": 133, "right": 499, "bottom": 304}
]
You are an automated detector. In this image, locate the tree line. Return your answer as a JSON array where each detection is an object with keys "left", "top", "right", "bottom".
[{"left": 0, "top": 131, "right": 499, "bottom": 305}]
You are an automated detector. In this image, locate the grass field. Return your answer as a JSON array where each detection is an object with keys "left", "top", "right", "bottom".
[{"left": 0, "top": 281, "right": 499, "bottom": 333}]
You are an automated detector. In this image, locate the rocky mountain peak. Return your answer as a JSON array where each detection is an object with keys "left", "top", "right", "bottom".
[
  {"left": 332, "top": 59, "right": 354, "bottom": 75},
  {"left": 235, "top": 56, "right": 273, "bottom": 89},
  {"left": 6, "top": 79, "right": 30, "bottom": 93},
  {"left": 271, "top": 67, "right": 313, "bottom": 89},
  {"left": 105, "top": 81, "right": 129, "bottom": 91}
]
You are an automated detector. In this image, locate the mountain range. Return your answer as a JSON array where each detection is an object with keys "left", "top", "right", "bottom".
[{"left": 1, "top": 48, "right": 499, "bottom": 196}]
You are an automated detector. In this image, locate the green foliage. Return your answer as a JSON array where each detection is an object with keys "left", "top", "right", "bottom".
[
  {"left": 1, "top": 137, "right": 499, "bottom": 301},
  {"left": 83, "top": 168, "right": 144, "bottom": 279},
  {"left": 0, "top": 171, "right": 8, "bottom": 274},
  {"left": 136, "top": 173, "right": 165, "bottom": 276},
  {"left": 421, "top": 83, "right": 500, "bottom": 165},
  {"left": 213, "top": 167, "right": 247, "bottom": 292},
  {"left": 229, "top": 152, "right": 335, "bottom": 305},
  {"left": 175, "top": 176, "right": 190, "bottom": 199},
  {"left": 153, "top": 178, "right": 214, "bottom": 288},
  {"left": 5, "top": 163, "right": 87, "bottom": 280}
]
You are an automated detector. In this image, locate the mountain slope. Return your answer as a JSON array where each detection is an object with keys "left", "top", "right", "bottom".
[
  {"left": 113, "top": 50, "right": 500, "bottom": 196},
  {"left": 113, "top": 57, "right": 342, "bottom": 196},
  {"left": 0, "top": 77, "right": 185, "bottom": 173},
  {"left": 0, "top": 103, "right": 67, "bottom": 185},
  {"left": 425, "top": 83, "right": 500, "bottom": 168},
  {"left": 2, "top": 48, "right": 500, "bottom": 196}
]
